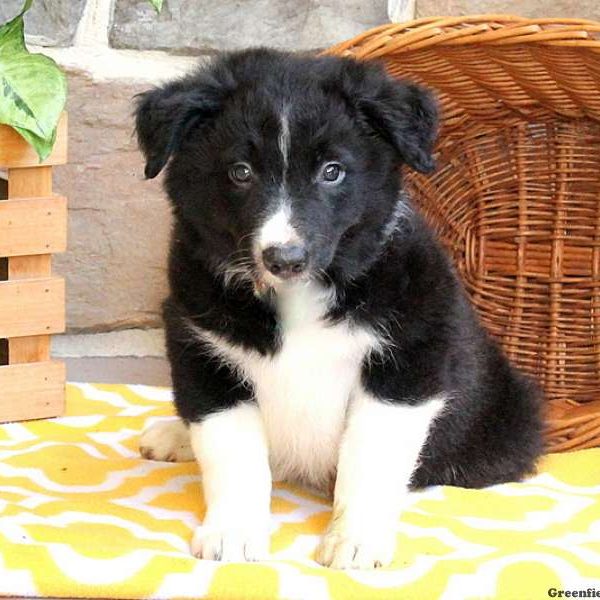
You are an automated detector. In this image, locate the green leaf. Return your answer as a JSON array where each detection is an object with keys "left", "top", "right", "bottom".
[
  {"left": 148, "top": 0, "right": 163, "bottom": 13},
  {"left": 14, "top": 123, "right": 56, "bottom": 160},
  {"left": 0, "top": 5, "right": 67, "bottom": 161},
  {"left": 18, "top": 0, "right": 34, "bottom": 18}
]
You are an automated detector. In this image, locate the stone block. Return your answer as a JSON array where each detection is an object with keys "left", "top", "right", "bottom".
[
  {"left": 416, "top": 0, "right": 599, "bottom": 20},
  {"left": 53, "top": 70, "right": 171, "bottom": 331},
  {"left": 110, "top": 0, "right": 388, "bottom": 53},
  {"left": 0, "top": 0, "right": 86, "bottom": 46}
]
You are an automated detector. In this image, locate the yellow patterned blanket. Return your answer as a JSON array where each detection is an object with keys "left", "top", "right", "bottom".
[{"left": 1, "top": 383, "right": 599, "bottom": 599}]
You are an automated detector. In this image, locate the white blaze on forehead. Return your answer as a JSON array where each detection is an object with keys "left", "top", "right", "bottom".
[
  {"left": 258, "top": 202, "right": 300, "bottom": 250},
  {"left": 278, "top": 105, "right": 290, "bottom": 174},
  {"left": 256, "top": 105, "right": 300, "bottom": 252}
]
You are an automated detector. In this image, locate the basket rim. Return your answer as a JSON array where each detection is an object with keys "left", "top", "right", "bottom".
[{"left": 324, "top": 14, "right": 600, "bottom": 59}]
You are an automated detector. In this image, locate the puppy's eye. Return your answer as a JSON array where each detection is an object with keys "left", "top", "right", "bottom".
[
  {"left": 229, "top": 163, "right": 253, "bottom": 185},
  {"left": 320, "top": 162, "right": 345, "bottom": 185}
]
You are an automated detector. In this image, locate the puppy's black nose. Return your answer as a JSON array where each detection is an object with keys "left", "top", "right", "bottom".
[{"left": 262, "top": 244, "right": 308, "bottom": 279}]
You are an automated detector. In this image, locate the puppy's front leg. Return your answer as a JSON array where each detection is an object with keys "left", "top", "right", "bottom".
[
  {"left": 190, "top": 403, "right": 272, "bottom": 562},
  {"left": 317, "top": 391, "right": 445, "bottom": 570}
]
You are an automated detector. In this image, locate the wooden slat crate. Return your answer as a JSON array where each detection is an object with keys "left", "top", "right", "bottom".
[{"left": 0, "top": 113, "right": 68, "bottom": 422}]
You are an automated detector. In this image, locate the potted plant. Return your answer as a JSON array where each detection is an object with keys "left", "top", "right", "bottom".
[
  {"left": 0, "top": 0, "right": 67, "bottom": 161},
  {"left": 0, "top": 0, "right": 68, "bottom": 423},
  {"left": 0, "top": 0, "right": 162, "bottom": 160}
]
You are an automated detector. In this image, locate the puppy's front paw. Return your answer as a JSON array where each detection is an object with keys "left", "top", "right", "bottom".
[
  {"left": 140, "top": 419, "right": 194, "bottom": 462},
  {"left": 316, "top": 529, "right": 396, "bottom": 570},
  {"left": 191, "top": 524, "right": 270, "bottom": 562}
]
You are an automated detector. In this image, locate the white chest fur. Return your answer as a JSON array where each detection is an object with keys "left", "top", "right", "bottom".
[{"left": 190, "top": 283, "right": 379, "bottom": 489}]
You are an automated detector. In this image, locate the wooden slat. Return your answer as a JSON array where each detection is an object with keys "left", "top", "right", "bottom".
[
  {"left": 7, "top": 161, "right": 54, "bottom": 363},
  {"left": 9, "top": 335, "right": 50, "bottom": 363},
  {"left": 0, "top": 361, "right": 65, "bottom": 423},
  {"left": 0, "top": 278, "right": 65, "bottom": 339},
  {"left": 8, "top": 165, "right": 53, "bottom": 198},
  {"left": 0, "top": 196, "right": 67, "bottom": 257},
  {"left": 7, "top": 255, "right": 52, "bottom": 280},
  {"left": 0, "top": 114, "right": 68, "bottom": 168}
]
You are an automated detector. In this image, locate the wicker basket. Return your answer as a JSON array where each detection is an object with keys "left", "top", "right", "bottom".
[{"left": 325, "top": 15, "right": 600, "bottom": 452}]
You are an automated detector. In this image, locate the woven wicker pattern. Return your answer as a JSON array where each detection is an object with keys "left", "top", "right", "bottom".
[{"left": 325, "top": 16, "right": 600, "bottom": 452}]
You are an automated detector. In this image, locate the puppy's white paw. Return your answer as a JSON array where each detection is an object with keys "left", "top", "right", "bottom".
[
  {"left": 316, "top": 529, "right": 396, "bottom": 570},
  {"left": 191, "top": 523, "right": 270, "bottom": 562},
  {"left": 140, "top": 419, "right": 194, "bottom": 462}
]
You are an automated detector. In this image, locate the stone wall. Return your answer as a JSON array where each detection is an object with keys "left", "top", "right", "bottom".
[{"left": 4, "top": 0, "right": 599, "bottom": 340}]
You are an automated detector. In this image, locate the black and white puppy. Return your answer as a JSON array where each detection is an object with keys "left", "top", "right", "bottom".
[{"left": 135, "top": 49, "right": 543, "bottom": 570}]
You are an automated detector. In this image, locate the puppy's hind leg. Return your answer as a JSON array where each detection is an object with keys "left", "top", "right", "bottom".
[{"left": 140, "top": 418, "right": 195, "bottom": 462}]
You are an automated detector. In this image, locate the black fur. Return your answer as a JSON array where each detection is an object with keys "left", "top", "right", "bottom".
[{"left": 136, "top": 49, "right": 543, "bottom": 490}]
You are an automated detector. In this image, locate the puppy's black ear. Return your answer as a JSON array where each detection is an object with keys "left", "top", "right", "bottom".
[
  {"left": 135, "top": 69, "right": 233, "bottom": 179},
  {"left": 341, "top": 61, "right": 438, "bottom": 173}
]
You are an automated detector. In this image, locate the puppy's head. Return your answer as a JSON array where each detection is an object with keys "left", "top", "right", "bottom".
[{"left": 136, "top": 49, "right": 437, "bottom": 292}]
